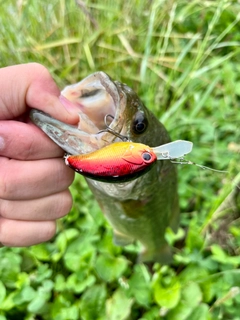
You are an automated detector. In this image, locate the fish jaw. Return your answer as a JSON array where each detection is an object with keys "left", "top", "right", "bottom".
[
  {"left": 30, "top": 72, "right": 128, "bottom": 155},
  {"left": 60, "top": 71, "right": 122, "bottom": 130},
  {"left": 30, "top": 109, "right": 103, "bottom": 155}
]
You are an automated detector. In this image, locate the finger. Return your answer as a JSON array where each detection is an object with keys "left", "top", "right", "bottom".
[
  {"left": 0, "top": 189, "right": 72, "bottom": 221},
  {"left": 0, "top": 63, "right": 78, "bottom": 124},
  {"left": 0, "top": 217, "right": 56, "bottom": 246},
  {"left": 0, "top": 121, "right": 65, "bottom": 160},
  {"left": 0, "top": 157, "right": 75, "bottom": 200}
]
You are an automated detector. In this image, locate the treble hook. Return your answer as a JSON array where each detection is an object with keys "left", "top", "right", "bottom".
[{"left": 98, "top": 114, "right": 129, "bottom": 142}]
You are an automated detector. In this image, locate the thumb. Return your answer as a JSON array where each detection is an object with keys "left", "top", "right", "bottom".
[{"left": 0, "top": 63, "right": 78, "bottom": 124}]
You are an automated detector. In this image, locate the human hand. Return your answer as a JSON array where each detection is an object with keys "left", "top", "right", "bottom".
[{"left": 0, "top": 63, "right": 79, "bottom": 247}]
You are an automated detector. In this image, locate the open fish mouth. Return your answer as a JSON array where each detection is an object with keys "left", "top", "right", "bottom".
[{"left": 30, "top": 72, "right": 128, "bottom": 155}]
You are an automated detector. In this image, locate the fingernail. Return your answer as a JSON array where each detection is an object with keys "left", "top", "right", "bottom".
[
  {"left": 0, "top": 136, "right": 5, "bottom": 151},
  {"left": 58, "top": 95, "right": 81, "bottom": 124},
  {"left": 59, "top": 95, "right": 74, "bottom": 111}
]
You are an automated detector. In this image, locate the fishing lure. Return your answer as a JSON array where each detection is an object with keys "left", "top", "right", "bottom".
[{"left": 65, "top": 140, "right": 193, "bottom": 182}]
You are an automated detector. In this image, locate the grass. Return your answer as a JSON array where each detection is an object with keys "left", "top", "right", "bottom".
[{"left": 1, "top": 0, "right": 240, "bottom": 319}]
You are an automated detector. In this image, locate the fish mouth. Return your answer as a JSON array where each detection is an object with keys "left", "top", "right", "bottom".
[{"left": 30, "top": 72, "right": 127, "bottom": 155}]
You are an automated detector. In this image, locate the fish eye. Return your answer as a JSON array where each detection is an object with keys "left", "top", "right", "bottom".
[
  {"left": 142, "top": 152, "right": 152, "bottom": 161},
  {"left": 132, "top": 111, "right": 148, "bottom": 134}
]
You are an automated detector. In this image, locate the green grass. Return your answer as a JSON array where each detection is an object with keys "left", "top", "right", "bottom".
[{"left": 1, "top": 0, "right": 240, "bottom": 319}]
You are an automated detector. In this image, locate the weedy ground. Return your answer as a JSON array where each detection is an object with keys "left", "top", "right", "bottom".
[{"left": 1, "top": 0, "right": 240, "bottom": 319}]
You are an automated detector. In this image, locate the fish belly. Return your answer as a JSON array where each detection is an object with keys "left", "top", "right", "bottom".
[{"left": 87, "top": 160, "right": 178, "bottom": 264}]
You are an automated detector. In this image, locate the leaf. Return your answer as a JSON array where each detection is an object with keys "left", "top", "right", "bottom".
[
  {"left": 166, "top": 301, "right": 193, "bottom": 320},
  {"left": 95, "top": 254, "right": 128, "bottom": 282},
  {"left": 179, "top": 265, "right": 209, "bottom": 283},
  {"left": 0, "top": 251, "right": 22, "bottom": 287},
  {"left": 27, "top": 296, "right": 47, "bottom": 314},
  {"left": 63, "top": 237, "right": 96, "bottom": 272},
  {"left": 66, "top": 273, "right": 96, "bottom": 294},
  {"left": 106, "top": 288, "right": 133, "bottom": 320},
  {"left": 51, "top": 228, "right": 80, "bottom": 262},
  {"left": 80, "top": 284, "right": 107, "bottom": 320},
  {"left": 0, "top": 291, "right": 18, "bottom": 311},
  {"left": 186, "top": 223, "right": 204, "bottom": 251},
  {"left": 211, "top": 244, "right": 240, "bottom": 266},
  {"left": 33, "top": 264, "right": 53, "bottom": 283},
  {"left": 200, "top": 278, "right": 215, "bottom": 303},
  {"left": 16, "top": 272, "right": 30, "bottom": 288},
  {"left": 27, "top": 280, "right": 53, "bottom": 313},
  {"left": 128, "top": 264, "right": 152, "bottom": 307},
  {"left": 166, "top": 282, "right": 204, "bottom": 320},
  {"left": 31, "top": 243, "right": 52, "bottom": 261},
  {"left": 139, "top": 307, "right": 161, "bottom": 320},
  {"left": 185, "top": 303, "right": 209, "bottom": 320},
  {"left": 50, "top": 293, "right": 76, "bottom": 318},
  {"left": 0, "top": 281, "right": 6, "bottom": 305},
  {"left": 182, "top": 282, "right": 202, "bottom": 308},
  {"left": 21, "top": 286, "right": 37, "bottom": 302},
  {"left": 153, "top": 274, "right": 181, "bottom": 309},
  {"left": 54, "top": 274, "right": 66, "bottom": 292},
  {"left": 52, "top": 305, "right": 79, "bottom": 320}
]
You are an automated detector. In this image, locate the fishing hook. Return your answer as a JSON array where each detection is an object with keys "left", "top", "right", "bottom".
[{"left": 97, "top": 114, "right": 129, "bottom": 142}]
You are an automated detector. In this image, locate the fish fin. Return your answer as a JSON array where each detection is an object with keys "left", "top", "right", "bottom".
[
  {"left": 169, "top": 202, "right": 180, "bottom": 233},
  {"left": 113, "top": 230, "right": 134, "bottom": 246},
  {"left": 138, "top": 243, "right": 173, "bottom": 264}
]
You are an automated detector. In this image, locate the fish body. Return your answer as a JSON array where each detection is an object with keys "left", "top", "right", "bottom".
[{"left": 30, "top": 72, "right": 179, "bottom": 263}]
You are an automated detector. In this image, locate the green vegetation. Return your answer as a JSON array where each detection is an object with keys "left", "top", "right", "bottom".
[{"left": 1, "top": 0, "right": 240, "bottom": 319}]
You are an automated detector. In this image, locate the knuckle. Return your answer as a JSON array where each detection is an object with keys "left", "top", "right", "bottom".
[
  {"left": 0, "top": 167, "right": 13, "bottom": 200},
  {"left": 0, "top": 176, "right": 7, "bottom": 199},
  {"left": 24, "top": 135, "right": 36, "bottom": 160},
  {"left": 0, "top": 199, "right": 9, "bottom": 218}
]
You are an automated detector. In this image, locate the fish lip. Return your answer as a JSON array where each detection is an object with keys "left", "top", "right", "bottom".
[
  {"left": 30, "top": 72, "right": 127, "bottom": 155},
  {"left": 30, "top": 109, "right": 97, "bottom": 155}
]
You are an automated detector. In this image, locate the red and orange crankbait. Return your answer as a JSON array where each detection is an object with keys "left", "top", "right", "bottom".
[
  {"left": 65, "top": 142, "right": 157, "bottom": 182},
  {"left": 65, "top": 140, "right": 193, "bottom": 182}
]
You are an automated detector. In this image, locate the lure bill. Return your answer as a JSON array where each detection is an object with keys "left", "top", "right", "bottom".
[
  {"left": 152, "top": 140, "right": 193, "bottom": 160},
  {"left": 65, "top": 140, "right": 193, "bottom": 182}
]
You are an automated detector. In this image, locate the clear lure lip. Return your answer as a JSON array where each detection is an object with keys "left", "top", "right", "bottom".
[{"left": 152, "top": 140, "right": 193, "bottom": 160}]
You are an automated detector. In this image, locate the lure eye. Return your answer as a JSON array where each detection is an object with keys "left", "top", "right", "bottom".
[
  {"left": 142, "top": 152, "right": 152, "bottom": 162},
  {"left": 132, "top": 111, "right": 148, "bottom": 134}
]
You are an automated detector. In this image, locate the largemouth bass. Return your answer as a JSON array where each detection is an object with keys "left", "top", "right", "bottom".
[{"left": 30, "top": 72, "right": 179, "bottom": 263}]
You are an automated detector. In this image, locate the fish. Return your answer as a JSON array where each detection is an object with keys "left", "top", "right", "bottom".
[{"left": 30, "top": 71, "right": 180, "bottom": 263}]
